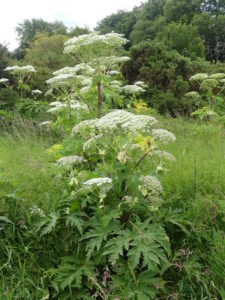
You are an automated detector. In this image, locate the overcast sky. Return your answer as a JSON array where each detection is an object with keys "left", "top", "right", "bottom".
[{"left": 0, "top": 0, "right": 145, "bottom": 50}]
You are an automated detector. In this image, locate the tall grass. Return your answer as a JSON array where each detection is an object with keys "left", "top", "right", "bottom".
[
  {"left": 159, "top": 118, "right": 225, "bottom": 298},
  {"left": 0, "top": 118, "right": 63, "bottom": 211}
]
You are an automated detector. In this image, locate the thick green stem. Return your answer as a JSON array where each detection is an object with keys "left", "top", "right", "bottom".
[{"left": 97, "top": 82, "right": 102, "bottom": 119}]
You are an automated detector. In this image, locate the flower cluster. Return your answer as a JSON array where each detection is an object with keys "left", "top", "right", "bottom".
[
  {"left": 123, "top": 84, "right": 145, "bottom": 95},
  {"left": 152, "top": 150, "right": 176, "bottom": 162},
  {"left": 4, "top": 65, "right": 36, "bottom": 73},
  {"left": 83, "top": 177, "right": 112, "bottom": 187},
  {"left": 72, "top": 110, "right": 157, "bottom": 135},
  {"left": 209, "top": 73, "right": 225, "bottom": 80},
  {"left": 152, "top": 129, "right": 176, "bottom": 144},
  {"left": 93, "top": 55, "right": 130, "bottom": 69},
  {"left": 64, "top": 32, "right": 128, "bottom": 55},
  {"left": 47, "top": 100, "right": 88, "bottom": 113},
  {"left": 46, "top": 73, "right": 75, "bottom": 86},
  {"left": 32, "top": 89, "right": 43, "bottom": 94},
  {"left": 0, "top": 78, "right": 9, "bottom": 83},
  {"left": 53, "top": 64, "right": 95, "bottom": 77},
  {"left": 40, "top": 121, "right": 52, "bottom": 127},
  {"left": 185, "top": 91, "right": 200, "bottom": 98},
  {"left": 57, "top": 155, "right": 87, "bottom": 166},
  {"left": 190, "top": 73, "right": 208, "bottom": 81}
]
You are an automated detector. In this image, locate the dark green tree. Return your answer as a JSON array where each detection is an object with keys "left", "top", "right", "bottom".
[
  {"left": 68, "top": 26, "right": 90, "bottom": 37},
  {"left": 96, "top": 10, "right": 138, "bottom": 39},
  {"left": 192, "top": 13, "right": 225, "bottom": 62},
  {"left": 24, "top": 33, "right": 73, "bottom": 91},
  {"left": 130, "top": 0, "right": 166, "bottom": 44},
  {"left": 164, "top": 0, "right": 201, "bottom": 23},
  {"left": 0, "top": 43, "right": 10, "bottom": 78},
  {"left": 156, "top": 22, "right": 205, "bottom": 59}
]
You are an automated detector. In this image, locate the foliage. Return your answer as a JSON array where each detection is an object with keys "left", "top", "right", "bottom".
[
  {"left": 156, "top": 22, "right": 205, "bottom": 59},
  {"left": 68, "top": 26, "right": 90, "bottom": 37},
  {"left": 96, "top": 10, "right": 137, "bottom": 40},
  {"left": 97, "top": 0, "right": 225, "bottom": 62},
  {"left": 0, "top": 87, "right": 19, "bottom": 110},
  {"left": 25, "top": 33, "right": 72, "bottom": 70},
  {"left": 0, "top": 43, "right": 10, "bottom": 78},
  {"left": 14, "top": 19, "right": 67, "bottom": 59},
  {"left": 15, "top": 98, "right": 48, "bottom": 118},
  {"left": 192, "top": 12, "right": 225, "bottom": 62}
]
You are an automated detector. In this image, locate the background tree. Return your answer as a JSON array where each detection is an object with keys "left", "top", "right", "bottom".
[
  {"left": 96, "top": 10, "right": 138, "bottom": 40},
  {"left": 25, "top": 33, "right": 72, "bottom": 70},
  {"left": 24, "top": 33, "right": 74, "bottom": 91},
  {"left": 96, "top": 0, "right": 225, "bottom": 62},
  {"left": 156, "top": 22, "right": 205, "bottom": 59},
  {"left": 0, "top": 43, "right": 10, "bottom": 78},
  {"left": 14, "top": 19, "right": 67, "bottom": 59},
  {"left": 129, "top": 0, "right": 166, "bottom": 44},
  {"left": 68, "top": 26, "right": 90, "bottom": 37},
  {"left": 192, "top": 13, "right": 225, "bottom": 62},
  {"left": 163, "top": 0, "right": 201, "bottom": 23}
]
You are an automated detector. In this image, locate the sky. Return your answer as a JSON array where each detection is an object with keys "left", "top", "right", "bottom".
[{"left": 0, "top": 0, "right": 145, "bottom": 50}]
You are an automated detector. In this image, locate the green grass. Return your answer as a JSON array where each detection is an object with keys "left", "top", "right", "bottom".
[
  {"left": 0, "top": 127, "right": 63, "bottom": 212},
  {"left": 160, "top": 118, "right": 225, "bottom": 298},
  {"left": 0, "top": 118, "right": 224, "bottom": 299}
]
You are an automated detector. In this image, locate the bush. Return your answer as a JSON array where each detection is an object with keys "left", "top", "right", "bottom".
[{"left": 0, "top": 88, "right": 19, "bottom": 110}]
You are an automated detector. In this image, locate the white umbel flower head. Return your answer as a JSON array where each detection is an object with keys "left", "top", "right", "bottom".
[
  {"left": 152, "top": 129, "right": 176, "bottom": 144},
  {"left": 72, "top": 110, "right": 157, "bottom": 135},
  {"left": 32, "top": 89, "right": 43, "bottom": 94},
  {"left": 57, "top": 155, "right": 87, "bottom": 166},
  {"left": 53, "top": 67, "right": 77, "bottom": 76},
  {"left": 47, "top": 100, "right": 88, "bottom": 113},
  {"left": 123, "top": 84, "right": 145, "bottom": 94},
  {"left": 46, "top": 73, "right": 74, "bottom": 86},
  {"left": 209, "top": 73, "right": 225, "bottom": 80},
  {"left": 20, "top": 65, "right": 36, "bottom": 72},
  {"left": 5, "top": 65, "right": 36, "bottom": 73},
  {"left": 64, "top": 32, "right": 128, "bottom": 55},
  {"left": 135, "top": 81, "right": 147, "bottom": 88},
  {"left": 0, "top": 78, "right": 9, "bottom": 83},
  {"left": 108, "top": 70, "right": 120, "bottom": 76},
  {"left": 185, "top": 91, "right": 200, "bottom": 98},
  {"left": 151, "top": 150, "right": 176, "bottom": 161},
  {"left": 111, "top": 80, "right": 122, "bottom": 86},
  {"left": 40, "top": 121, "right": 52, "bottom": 127},
  {"left": 190, "top": 73, "right": 208, "bottom": 81},
  {"left": 83, "top": 177, "right": 112, "bottom": 187},
  {"left": 4, "top": 65, "right": 20, "bottom": 72}
]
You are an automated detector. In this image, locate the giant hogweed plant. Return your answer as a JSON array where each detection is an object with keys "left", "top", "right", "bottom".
[
  {"left": 185, "top": 72, "right": 225, "bottom": 120},
  {"left": 35, "top": 108, "right": 176, "bottom": 298},
  {"left": 4, "top": 65, "right": 36, "bottom": 97},
  {"left": 43, "top": 32, "right": 146, "bottom": 131},
  {"left": 1, "top": 65, "right": 49, "bottom": 118}
]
